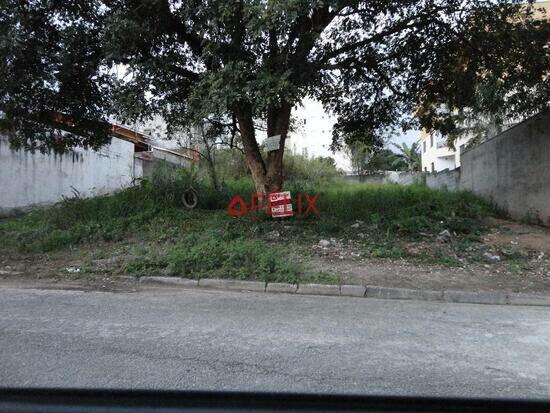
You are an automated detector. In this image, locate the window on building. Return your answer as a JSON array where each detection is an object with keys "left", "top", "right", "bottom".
[
  {"left": 430, "top": 135, "right": 433, "bottom": 147},
  {"left": 424, "top": 167, "right": 427, "bottom": 172},
  {"left": 423, "top": 141, "right": 426, "bottom": 153},
  {"left": 431, "top": 162, "right": 435, "bottom": 173}
]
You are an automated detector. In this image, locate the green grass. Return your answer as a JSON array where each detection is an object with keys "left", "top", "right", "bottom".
[
  {"left": 124, "top": 237, "right": 300, "bottom": 283},
  {"left": 314, "top": 180, "right": 492, "bottom": 235},
  {"left": 0, "top": 171, "right": 495, "bottom": 283}
]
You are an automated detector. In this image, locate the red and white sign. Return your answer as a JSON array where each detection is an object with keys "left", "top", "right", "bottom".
[{"left": 269, "top": 191, "right": 293, "bottom": 218}]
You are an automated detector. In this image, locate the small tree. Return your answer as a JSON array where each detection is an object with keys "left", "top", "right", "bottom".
[
  {"left": 180, "top": 115, "right": 241, "bottom": 190},
  {"left": 345, "top": 141, "right": 372, "bottom": 177},
  {"left": 368, "top": 149, "right": 407, "bottom": 172},
  {"left": 391, "top": 142, "right": 421, "bottom": 172}
]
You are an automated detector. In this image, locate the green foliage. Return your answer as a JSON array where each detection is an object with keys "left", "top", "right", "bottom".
[
  {"left": 367, "top": 149, "right": 407, "bottom": 172},
  {"left": 283, "top": 152, "right": 340, "bottom": 184},
  {"left": 417, "top": 4, "right": 550, "bottom": 138},
  {"left": 208, "top": 148, "right": 250, "bottom": 181},
  {"left": 345, "top": 142, "right": 413, "bottom": 174},
  {"left": 344, "top": 141, "right": 372, "bottom": 176},
  {"left": 166, "top": 239, "right": 300, "bottom": 282},
  {"left": 0, "top": 174, "right": 493, "bottom": 254},
  {"left": 391, "top": 142, "right": 421, "bottom": 172},
  {"left": 123, "top": 238, "right": 302, "bottom": 283},
  {"left": 2, "top": 0, "right": 546, "bottom": 156},
  {"left": 307, "top": 181, "right": 493, "bottom": 237},
  {"left": 0, "top": 169, "right": 494, "bottom": 288}
]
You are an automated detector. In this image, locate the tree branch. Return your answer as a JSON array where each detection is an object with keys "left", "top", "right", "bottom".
[
  {"left": 168, "top": 65, "right": 200, "bottom": 81},
  {"left": 159, "top": 0, "right": 207, "bottom": 56},
  {"left": 318, "top": 7, "right": 447, "bottom": 63}
]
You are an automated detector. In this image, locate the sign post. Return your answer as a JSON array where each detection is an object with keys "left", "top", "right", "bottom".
[
  {"left": 269, "top": 191, "right": 293, "bottom": 218},
  {"left": 263, "top": 135, "right": 281, "bottom": 152}
]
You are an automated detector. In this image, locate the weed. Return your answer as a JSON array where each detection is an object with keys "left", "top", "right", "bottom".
[
  {"left": 300, "top": 271, "right": 340, "bottom": 285},
  {"left": 0, "top": 173, "right": 496, "bottom": 283},
  {"left": 122, "top": 238, "right": 302, "bottom": 282}
]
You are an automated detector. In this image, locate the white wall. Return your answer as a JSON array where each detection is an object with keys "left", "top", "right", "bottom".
[
  {"left": 0, "top": 136, "right": 136, "bottom": 215},
  {"left": 421, "top": 131, "right": 471, "bottom": 172}
]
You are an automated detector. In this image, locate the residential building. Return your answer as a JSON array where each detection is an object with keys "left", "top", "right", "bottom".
[{"left": 420, "top": 131, "right": 472, "bottom": 172}]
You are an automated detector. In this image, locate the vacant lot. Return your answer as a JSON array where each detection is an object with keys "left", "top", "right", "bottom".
[{"left": 1, "top": 174, "right": 549, "bottom": 293}]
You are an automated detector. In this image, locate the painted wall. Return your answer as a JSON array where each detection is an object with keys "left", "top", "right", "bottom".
[
  {"left": 343, "top": 171, "right": 425, "bottom": 186},
  {"left": 420, "top": 130, "right": 471, "bottom": 172},
  {"left": 425, "top": 168, "right": 460, "bottom": 192},
  {"left": 0, "top": 136, "right": 136, "bottom": 216},
  {"left": 460, "top": 112, "right": 550, "bottom": 225}
]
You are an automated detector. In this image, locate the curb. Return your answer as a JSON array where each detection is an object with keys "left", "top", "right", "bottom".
[{"left": 137, "top": 276, "right": 550, "bottom": 307}]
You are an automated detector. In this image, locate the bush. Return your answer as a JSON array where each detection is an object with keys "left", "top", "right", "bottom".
[
  {"left": 0, "top": 166, "right": 494, "bottom": 255},
  {"left": 283, "top": 152, "right": 341, "bottom": 184},
  {"left": 314, "top": 182, "right": 492, "bottom": 232},
  {"left": 123, "top": 237, "right": 302, "bottom": 282}
]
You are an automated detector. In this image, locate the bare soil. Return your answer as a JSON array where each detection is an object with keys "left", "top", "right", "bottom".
[
  {"left": 1, "top": 219, "right": 550, "bottom": 294},
  {"left": 306, "top": 218, "right": 550, "bottom": 294}
]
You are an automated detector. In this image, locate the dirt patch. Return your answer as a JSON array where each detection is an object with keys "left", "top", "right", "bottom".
[
  {"left": 483, "top": 217, "right": 550, "bottom": 254},
  {"left": 0, "top": 242, "right": 132, "bottom": 288},
  {"left": 308, "top": 256, "right": 550, "bottom": 294},
  {"left": 2, "top": 218, "right": 550, "bottom": 295},
  {"left": 305, "top": 219, "right": 550, "bottom": 294}
]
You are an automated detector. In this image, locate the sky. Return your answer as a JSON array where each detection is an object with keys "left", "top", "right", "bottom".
[{"left": 282, "top": 98, "right": 420, "bottom": 172}]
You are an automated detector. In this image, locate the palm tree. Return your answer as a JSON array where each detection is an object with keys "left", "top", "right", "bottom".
[{"left": 391, "top": 142, "right": 421, "bottom": 172}]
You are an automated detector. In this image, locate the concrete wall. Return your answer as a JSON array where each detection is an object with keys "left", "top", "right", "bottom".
[
  {"left": 343, "top": 171, "right": 424, "bottom": 185},
  {"left": 342, "top": 114, "right": 550, "bottom": 225},
  {"left": 0, "top": 136, "right": 137, "bottom": 216},
  {"left": 460, "top": 112, "right": 550, "bottom": 225},
  {"left": 425, "top": 168, "right": 460, "bottom": 192},
  {"left": 151, "top": 147, "right": 192, "bottom": 169},
  {"left": 134, "top": 148, "right": 193, "bottom": 180}
]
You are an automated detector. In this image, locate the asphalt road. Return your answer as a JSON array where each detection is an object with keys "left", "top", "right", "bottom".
[{"left": 1, "top": 286, "right": 550, "bottom": 398}]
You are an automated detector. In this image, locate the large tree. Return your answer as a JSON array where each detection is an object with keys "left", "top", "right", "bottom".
[{"left": 1, "top": 1, "right": 548, "bottom": 192}]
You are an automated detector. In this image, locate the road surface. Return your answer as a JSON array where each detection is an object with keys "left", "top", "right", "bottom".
[{"left": 1, "top": 286, "right": 549, "bottom": 398}]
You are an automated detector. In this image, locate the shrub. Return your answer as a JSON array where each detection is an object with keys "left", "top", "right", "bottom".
[{"left": 123, "top": 238, "right": 302, "bottom": 282}]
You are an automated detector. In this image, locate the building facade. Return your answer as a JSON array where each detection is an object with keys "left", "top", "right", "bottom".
[{"left": 420, "top": 130, "right": 471, "bottom": 172}]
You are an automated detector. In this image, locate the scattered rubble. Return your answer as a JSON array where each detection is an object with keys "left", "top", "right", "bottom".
[
  {"left": 350, "top": 220, "right": 364, "bottom": 229},
  {"left": 436, "top": 229, "right": 452, "bottom": 243},
  {"left": 483, "top": 252, "right": 501, "bottom": 263},
  {"left": 267, "top": 230, "right": 281, "bottom": 239}
]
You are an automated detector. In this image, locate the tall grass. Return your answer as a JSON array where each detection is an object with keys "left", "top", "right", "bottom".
[
  {"left": 313, "top": 180, "right": 493, "bottom": 235},
  {"left": 0, "top": 169, "right": 494, "bottom": 255}
]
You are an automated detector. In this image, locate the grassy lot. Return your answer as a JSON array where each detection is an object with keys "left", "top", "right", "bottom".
[{"left": 0, "top": 168, "right": 497, "bottom": 285}]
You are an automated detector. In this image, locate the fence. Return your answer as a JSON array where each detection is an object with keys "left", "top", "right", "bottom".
[{"left": 344, "top": 112, "right": 550, "bottom": 226}]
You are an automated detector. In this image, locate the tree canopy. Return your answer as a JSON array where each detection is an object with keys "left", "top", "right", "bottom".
[{"left": 1, "top": 0, "right": 548, "bottom": 190}]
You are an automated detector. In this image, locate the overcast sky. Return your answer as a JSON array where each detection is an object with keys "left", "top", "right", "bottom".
[{"left": 283, "top": 98, "right": 420, "bottom": 171}]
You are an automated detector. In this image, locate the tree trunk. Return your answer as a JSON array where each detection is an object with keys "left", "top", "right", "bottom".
[
  {"left": 199, "top": 125, "right": 219, "bottom": 190},
  {"left": 204, "top": 147, "right": 219, "bottom": 190},
  {"left": 265, "top": 102, "right": 291, "bottom": 193},
  {"left": 235, "top": 102, "right": 291, "bottom": 194},
  {"left": 235, "top": 106, "right": 268, "bottom": 194}
]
